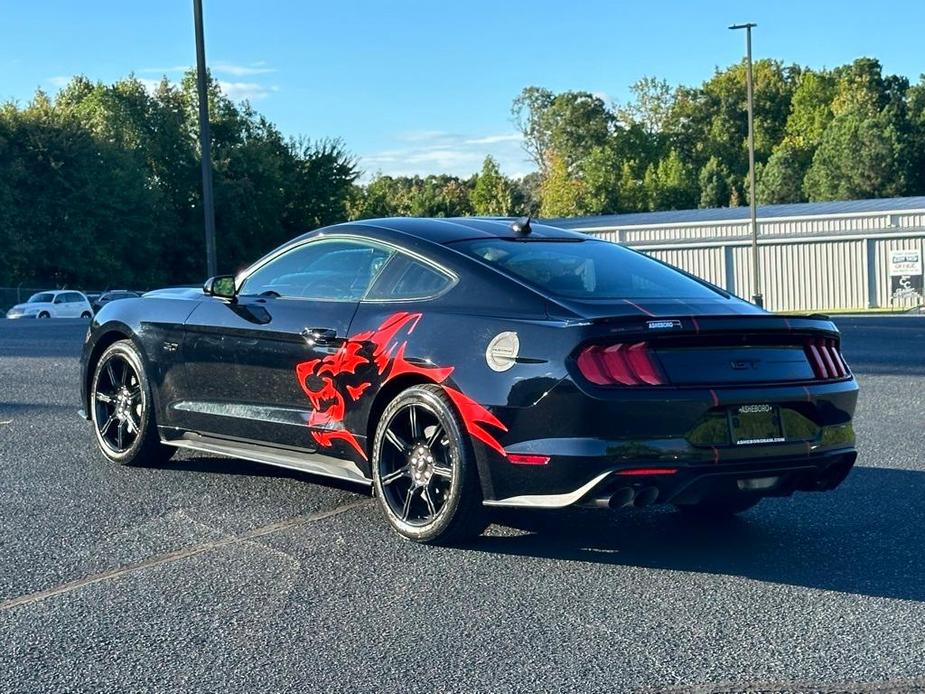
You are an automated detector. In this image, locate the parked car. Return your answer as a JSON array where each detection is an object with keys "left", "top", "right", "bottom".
[
  {"left": 79, "top": 217, "right": 859, "bottom": 544},
  {"left": 7, "top": 290, "right": 93, "bottom": 319},
  {"left": 91, "top": 290, "right": 141, "bottom": 314}
]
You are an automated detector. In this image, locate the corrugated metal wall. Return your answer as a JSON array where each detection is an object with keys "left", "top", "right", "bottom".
[{"left": 579, "top": 209, "right": 925, "bottom": 311}]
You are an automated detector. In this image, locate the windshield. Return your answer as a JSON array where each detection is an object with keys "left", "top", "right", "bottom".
[
  {"left": 27, "top": 293, "right": 55, "bottom": 303},
  {"left": 454, "top": 239, "right": 725, "bottom": 300}
]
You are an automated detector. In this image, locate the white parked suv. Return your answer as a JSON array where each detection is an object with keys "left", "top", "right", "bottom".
[{"left": 5, "top": 290, "right": 93, "bottom": 319}]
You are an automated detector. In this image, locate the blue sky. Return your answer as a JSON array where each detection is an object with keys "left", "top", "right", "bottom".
[{"left": 2, "top": 1, "right": 924, "bottom": 180}]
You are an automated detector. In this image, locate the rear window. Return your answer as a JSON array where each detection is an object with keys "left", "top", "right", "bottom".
[{"left": 454, "top": 239, "right": 723, "bottom": 300}]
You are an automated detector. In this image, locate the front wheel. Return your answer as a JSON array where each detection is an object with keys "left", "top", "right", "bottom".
[
  {"left": 90, "top": 339, "right": 174, "bottom": 466},
  {"left": 674, "top": 494, "right": 761, "bottom": 519},
  {"left": 37, "top": 311, "right": 50, "bottom": 319},
  {"left": 372, "top": 384, "right": 487, "bottom": 544}
]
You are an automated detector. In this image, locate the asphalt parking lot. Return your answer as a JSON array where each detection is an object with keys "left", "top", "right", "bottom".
[{"left": 1, "top": 316, "right": 924, "bottom": 693}]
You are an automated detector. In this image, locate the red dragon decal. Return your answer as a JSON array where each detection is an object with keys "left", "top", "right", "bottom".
[{"left": 295, "top": 312, "right": 507, "bottom": 460}]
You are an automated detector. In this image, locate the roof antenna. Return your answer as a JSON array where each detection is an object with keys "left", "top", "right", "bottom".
[{"left": 511, "top": 216, "right": 532, "bottom": 235}]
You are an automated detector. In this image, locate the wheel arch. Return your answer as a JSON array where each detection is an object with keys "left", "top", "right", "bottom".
[
  {"left": 365, "top": 374, "right": 438, "bottom": 460},
  {"left": 364, "top": 374, "right": 495, "bottom": 501},
  {"left": 82, "top": 327, "right": 140, "bottom": 416}
]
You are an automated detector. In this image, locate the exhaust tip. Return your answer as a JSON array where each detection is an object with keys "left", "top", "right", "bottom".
[
  {"left": 608, "top": 487, "right": 636, "bottom": 509},
  {"left": 633, "top": 486, "right": 659, "bottom": 507}
]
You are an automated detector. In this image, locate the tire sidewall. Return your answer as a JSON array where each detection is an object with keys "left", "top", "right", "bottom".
[
  {"left": 372, "top": 385, "right": 472, "bottom": 543},
  {"left": 90, "top": 340, "right": 152, "bottom": 464}
]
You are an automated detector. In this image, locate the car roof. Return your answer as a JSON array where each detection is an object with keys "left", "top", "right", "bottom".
[{"left": 318, "top": 217, "right": 589, "bottom": 245}]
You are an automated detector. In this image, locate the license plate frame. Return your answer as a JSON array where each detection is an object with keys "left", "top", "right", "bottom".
[{"left": 730, "top": 404, "right": 785, "bottom": 446}]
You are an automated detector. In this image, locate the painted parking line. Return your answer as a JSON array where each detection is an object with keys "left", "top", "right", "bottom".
[{"left": 1, "top": 498, "right": 372, "bottom": 611}]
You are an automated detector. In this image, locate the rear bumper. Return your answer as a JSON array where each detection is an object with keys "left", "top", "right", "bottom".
[
  {"left": 477, "top": 376, "right": 859, "bottom": 505},
  {"left": 484, "top": 448, "right": 857, "bottom": 508}
]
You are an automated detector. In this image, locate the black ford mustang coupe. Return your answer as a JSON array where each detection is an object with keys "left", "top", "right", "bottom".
[{"left": 80, "top": 217, "right": 858, "bottom": 543}]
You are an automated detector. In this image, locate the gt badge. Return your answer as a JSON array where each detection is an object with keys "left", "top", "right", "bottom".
[{"left": 485, "top": 331, "right": 520, "bottom": 372}]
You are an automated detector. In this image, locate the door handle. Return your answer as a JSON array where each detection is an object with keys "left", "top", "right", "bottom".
[{"left": 301, "top": 327, "right": 341, "bottom": 346}]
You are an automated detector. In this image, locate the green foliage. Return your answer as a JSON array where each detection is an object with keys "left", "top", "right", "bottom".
[
  {"left": 539, "top": 153, "right": 586, "bottom": 218},
  {"left": 699, "top": 156, "right": 732, "bottom": 208},
  {"left": 470, "top": 156, "right": 514, "bottom": 215},
  {"left": 0, "top": 72, "right": 358, "bottom": 287},
  {"left": 512, "top": 87, "right": 613, "bottom": 172},
  {"left": 516, "top": 56, "right": 925, "bottom": 219},
  {"left": 348, "top": 174, "right": 473, "bottom": 219}
]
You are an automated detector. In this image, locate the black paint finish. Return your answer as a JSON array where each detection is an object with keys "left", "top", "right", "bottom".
[{"left": 79, "top": 217, "right": 859, "bottom": 506}]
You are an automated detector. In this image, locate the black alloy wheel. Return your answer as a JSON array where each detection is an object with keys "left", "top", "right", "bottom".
[
  {"left": 372, "top": 384, "right": 486, "bottom": 544},
  {"left": 90, "top": 340, "right": 173, "bottom": 466}
]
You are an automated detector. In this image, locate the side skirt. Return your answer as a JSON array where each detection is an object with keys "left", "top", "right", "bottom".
[{"left": 159, "top": 428, "right": 372, "bottom": 487}]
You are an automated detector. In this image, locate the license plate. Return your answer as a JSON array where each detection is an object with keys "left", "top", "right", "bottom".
[{"left": 731, "top": 404, "right": 784, "bottom": 445}]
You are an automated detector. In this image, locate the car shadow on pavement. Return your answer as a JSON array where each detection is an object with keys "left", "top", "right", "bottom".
[{"left": 475, "top": 466, "right": 925, "bottom": 602}]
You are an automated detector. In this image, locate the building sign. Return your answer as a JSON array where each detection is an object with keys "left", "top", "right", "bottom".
[{"left": 889, "top": 249, "right": 923, "bottom": 301}]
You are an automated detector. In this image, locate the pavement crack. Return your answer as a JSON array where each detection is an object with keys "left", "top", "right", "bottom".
[{"left": 0, "top": 498, "right": 371, "bottom": 611}]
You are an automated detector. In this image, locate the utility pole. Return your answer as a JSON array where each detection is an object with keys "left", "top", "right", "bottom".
[
  {"left": 193, "top": 0, "right": 217, "bottom": 278},
  {"left": 729, "top": 22, "right": 762, "bottom": 307}
]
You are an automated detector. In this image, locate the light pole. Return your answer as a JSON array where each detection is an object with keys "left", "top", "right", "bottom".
[
  {"left": 729, "top": 22, "right": 762, "bottom": 308},
  {"left": 194, "top": 0, "right": 217, "bottom": 279}
]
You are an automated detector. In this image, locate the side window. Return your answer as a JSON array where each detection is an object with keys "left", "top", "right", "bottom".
[
  {"left": 366, "top": 254, "right": 455, "bottom": 301},
  {"left": 239, "top": 239, "right": 393, "bottom": 301},
  {"left": 53, "top": 294, "right": 65, "bottom": 304}
]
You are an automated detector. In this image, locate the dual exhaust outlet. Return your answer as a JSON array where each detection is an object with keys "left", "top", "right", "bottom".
[{"left": 589, "top": 485, "right": 660, "bottom": 510}]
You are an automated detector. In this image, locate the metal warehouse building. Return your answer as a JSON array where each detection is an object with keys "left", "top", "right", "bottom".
[{"left": 552, "top": 196, "right": 925, "bottom": 312}]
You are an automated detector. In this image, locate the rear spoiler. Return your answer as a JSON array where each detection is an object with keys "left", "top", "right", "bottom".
[{"left": 586, "top": 313, "right": 840, "bottom": 337}]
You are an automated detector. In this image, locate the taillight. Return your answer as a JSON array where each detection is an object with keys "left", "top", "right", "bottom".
[
  {"left": 576, "top": 342, "right": 666, "bottom": 386},
  {"left": 804, "top": 338, "right": 849, "bottom": 380}
]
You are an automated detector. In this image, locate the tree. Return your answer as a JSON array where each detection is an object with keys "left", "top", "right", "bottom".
[
  {"left": 803, "top": 59, "right": 913, "bottom": 201},
  {"left": 470, "top": 156, "right": 513, "bottom": 215},
  {"left": 757, "top": 148, "right": 809, "bottom": 204},
  {"left": 643, "top": 150, "right": 697, "bottom": 211},
  {"left": 698, "top": 156, "right": 732, "bottom": 208},
  {"left": 539, "top": 152, "right": 585, "bottom": 217},
  {"left": 512, "top": 87, "right": 613, "bottom": 173},
  {"left": 0, "top": 73, "right": 358, "bottom": 288}
]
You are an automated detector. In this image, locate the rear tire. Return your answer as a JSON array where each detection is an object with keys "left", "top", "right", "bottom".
[
  {"left": 81, "top": 311, "right": 92, "bottom": 319},
  {"left": 674, "top": 494, "right": 761, "bottom": 519},
  {"left": 372, "top": 384, "right": 488, "bottom": 544},
  {"left": 90, "top": 339, "right": 174, "bottom": 466}
]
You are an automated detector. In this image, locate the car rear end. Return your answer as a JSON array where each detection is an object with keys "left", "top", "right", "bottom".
[
  {"left": 442, "top": 226, "right": 857, "bottom": 510},
  {"left": 487, "top": 311, "right": 857, "bottom": 509}
]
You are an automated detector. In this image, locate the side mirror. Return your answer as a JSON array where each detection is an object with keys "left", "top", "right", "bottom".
[{"left": 203, "top": 275, "right": 237, "bottom": 299}]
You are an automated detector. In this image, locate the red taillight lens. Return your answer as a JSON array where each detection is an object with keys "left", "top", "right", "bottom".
[
  {"left": 506, "top": 453, "right": 551, "bottom": 466},
  {"left": 804, "top": 338, "right": 849, "bottom": 380},
  {"left": 615, "top": 467, "right": 678, "bottom": 476},
  {"left": 576, "top": 342, "right": 666, "bottom": 386}
]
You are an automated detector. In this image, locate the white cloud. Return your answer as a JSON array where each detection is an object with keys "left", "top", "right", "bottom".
[
  {"left": 359, "top": 131, "right": 531, "bottom": 180},
  {"left": 212, "top": 61, "right": 276, "bottom": 76},
  {"left": 218, "top": 80, "right": 279, "bottom": 101},
  {"left": 464, "top": 133, "right": 522, "bottom": 145},
  {"left": 47, "top": 75, "right": 72, "bottom": 88}
]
